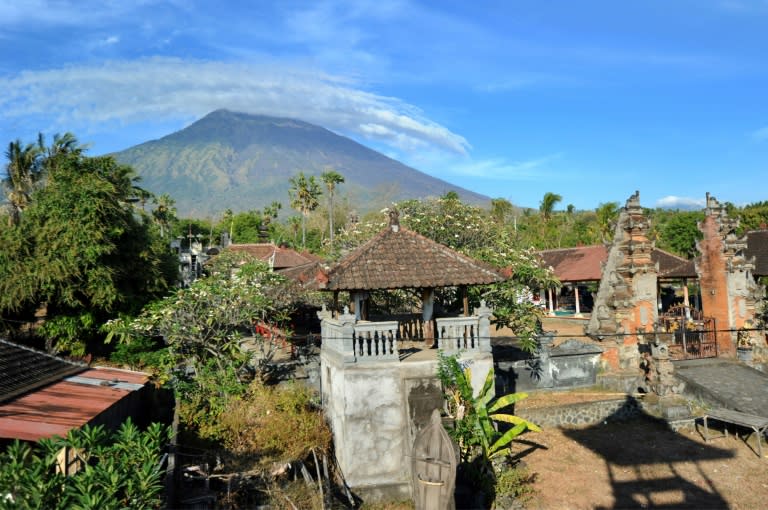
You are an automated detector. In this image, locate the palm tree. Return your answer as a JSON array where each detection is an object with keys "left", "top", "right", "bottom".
[
  {"left": 152, "top": 193, "right": 177, "bottom": 238},
  {"left": 321, "top": 169, "right": 345, "bottom": 247},
  {"left": 3, "top": 140, "right": 42, "bottom": 225},
  {"left": 595, "top": 201, "right": 620, "bottom": 242},
  {"left": 539, "top": 192, "right": 562, "bottom": 221},
  {"left": 287, "top": 215, "right": 302, "bottom": 246},
  {"left": 288, "top": 172, "right": 322, "bottom": 248},
  {"left": 490, "top": 198, "right": 513, "bottom": 224}
]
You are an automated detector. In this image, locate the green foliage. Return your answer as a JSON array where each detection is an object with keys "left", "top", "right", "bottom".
[
  {"left": 437, "top": 353, "right": 540, "bottom": 464},
  {"left": 493, "top": 465, "right": 537, "bottom": 506},
  {"left": 0, "top": 419, "right": 169, "bottom": 510},
  {"left": 288, "top": 172, "right": 322, "bottom": 248},
  {"left": 651, "top": 209, "right": 704, "bottom": 258},
  {"left": 0, "top": 136, "right": 176, "bottom": 355},
  {"left": 105, "top": 251, "right": 299, "bottom": 439},
  {"left": 737, "top": 200, "right": 768, "bottom": 232},
  {"left": 109, "top": 334, "right": 170, "bottom": 372},
  {"left": 218, "top": 379, "right": 332, "bottom": 468}
]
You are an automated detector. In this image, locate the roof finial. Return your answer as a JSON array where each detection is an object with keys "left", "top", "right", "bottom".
[{"left": 389, "top": 208, "right": 400, "bottom": 232}]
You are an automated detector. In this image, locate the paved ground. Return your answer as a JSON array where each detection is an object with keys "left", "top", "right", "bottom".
[{"left": 674, "top": 359, "right": 768, "bottom": 417}]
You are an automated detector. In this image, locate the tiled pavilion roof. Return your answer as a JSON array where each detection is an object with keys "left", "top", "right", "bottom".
[
  {"left": 539, "top": 245, "right": 697, "bottom": 283},
  {"left": 323, "top": 224, "right": 504, "bottom": 291}
]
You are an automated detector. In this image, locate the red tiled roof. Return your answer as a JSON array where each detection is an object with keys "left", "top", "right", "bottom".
[
  {"left": 227, "top": 243, "right": 315, "bottom": 269},
  {"left": 277, "top": 261, "right": 329, "bottom": 289},
  {"left": 539, "top": 245, "right": 607, "bottom": 282},
  {"left": 539, "top": 245, "right": 697, "bottom": 282},
  {"left": 324, "top": 225, "right": 504, "bottom": 291}
]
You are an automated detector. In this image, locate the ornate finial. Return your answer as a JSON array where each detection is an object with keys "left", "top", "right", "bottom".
[{"left": 389, "top": 208, "right": 400, "bottom": 232}]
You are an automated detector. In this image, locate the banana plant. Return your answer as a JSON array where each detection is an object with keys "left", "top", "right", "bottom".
[{"left": 438, "top": 353, "right": 540, "bottom": 465}]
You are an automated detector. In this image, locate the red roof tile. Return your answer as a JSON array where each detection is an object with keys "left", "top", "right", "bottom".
[
  {"left": 539, "top": 245, "right": 697, "bottom": 282},
  {"left": 227, "top": 243, "right": 315, "bottom": 269}
]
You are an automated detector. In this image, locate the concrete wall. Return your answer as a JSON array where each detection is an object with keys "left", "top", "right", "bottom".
[
  {"left": 320, "top": 349, "right": 492, "bottom": 501},
  {"left": 495, "top": 339, "right": 604, "bottom": 393}
]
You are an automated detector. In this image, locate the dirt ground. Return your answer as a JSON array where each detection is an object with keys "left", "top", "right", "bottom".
[
  {"left": 519, "top": 416, "right": 768, "bottom": 510},
  {"left": 510, "top": 316, "right": 768, "bottom": 509}
]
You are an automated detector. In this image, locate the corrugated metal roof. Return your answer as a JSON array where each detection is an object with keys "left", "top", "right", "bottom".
[
  {"left": 324, "top": 224, "right": 504, "bottom": 291},
  {"left": 0, "top": 365, "right": 149, "bottom": 441},
  {"left": 0, "top": 339, "right": 86, "bottom": 404}
]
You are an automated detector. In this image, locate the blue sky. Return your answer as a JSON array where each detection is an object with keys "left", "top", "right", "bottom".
[{"left": 1, "top": 0, "right": 767, "bottom": 211}]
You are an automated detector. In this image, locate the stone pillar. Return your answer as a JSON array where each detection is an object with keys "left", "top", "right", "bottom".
[
  {"left": 586, "top": 191, "right": 658, "bottom": 372},
  {"left": 574, "top": 285, "right": 582, "bottom": 317},
  {"left": 695, "top": 193, "right": 764, "bottom": 356},
  {"left": 475, "top": 300, "right": 493, "bottom": 353}
]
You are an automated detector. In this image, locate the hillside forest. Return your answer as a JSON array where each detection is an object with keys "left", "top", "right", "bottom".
[{"left": 3, "top": 133, "right": 768, "bottom": 507}]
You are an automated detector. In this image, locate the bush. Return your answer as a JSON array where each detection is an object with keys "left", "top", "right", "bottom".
[
  {"left": 0, "top": 419, "right": 169, "bottom": 509},
  {"left": 218, "top": 380, "right": 332, "bottom": 470}
]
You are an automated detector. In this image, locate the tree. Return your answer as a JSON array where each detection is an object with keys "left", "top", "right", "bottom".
[
  {"left": 0, "top": 139, "right": 176, "bottom": 355},
  {"left": 539, "top": 192, "right": 562, "bottom": 221},
  {"left": 321, "top": 168, "right": 345, "bottom": 247},
  {"left": 490, "top": 198, "right": 514, "bottom": 224},
  {"left": 3, "top": 139, "right": 42, "bottom": 225},
  {"left": 151, "top": 193, "right": 177, "bottom": 238},
  {"left": 105, "top": 251, "right": 299, "bottom": 437},
  {"left": 288, "top": 172, "right": 322, "bottom": 248},
  {"left": 594, "top": 201, "right": 620, "bottom": 242},
  {"left": 657, "top": 210, "right": 704, "bottom": 258}
]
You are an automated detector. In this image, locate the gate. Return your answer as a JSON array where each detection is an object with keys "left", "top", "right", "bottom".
[{"left": 659, "top": 305, "right": 718, "bottom": 360}]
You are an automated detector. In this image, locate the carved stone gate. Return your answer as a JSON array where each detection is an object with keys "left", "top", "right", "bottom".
[{"left": 658, "top": 305, "right": 718, "bottom": 360}]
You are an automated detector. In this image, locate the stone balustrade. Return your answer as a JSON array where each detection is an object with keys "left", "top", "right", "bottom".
[{"left": 318, "top": 301, "right": 493, "bottom": 362}]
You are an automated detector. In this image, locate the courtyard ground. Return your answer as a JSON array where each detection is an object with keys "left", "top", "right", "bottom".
[
  {"left": 520, "top": 414, "right": 768, "bottom": 509},
  {"left": 512, "top": 315, "right": 768, "bottom": 509}
]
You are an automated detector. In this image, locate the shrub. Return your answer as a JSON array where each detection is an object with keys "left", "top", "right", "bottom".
[{"left": 218, "top": 380, "right": 332, "bottom": 470}]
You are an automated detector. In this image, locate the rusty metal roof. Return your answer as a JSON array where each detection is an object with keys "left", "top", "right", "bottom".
[
  {"left": 0, "top": 339, "right": 86, "bottom": 405},
  {"left": 324, "top": 224, "right": 504, "bottom": 291},
  {"left": 0, "top": 364, "right": 149, "bottom": 442},
  {"left": 539, "top": 245, "right": 697, "bottom": 282}
]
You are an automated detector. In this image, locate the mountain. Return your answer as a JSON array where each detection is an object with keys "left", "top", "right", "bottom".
[{"left": 112, "top": 110, "right": 489, "bottom": 218}]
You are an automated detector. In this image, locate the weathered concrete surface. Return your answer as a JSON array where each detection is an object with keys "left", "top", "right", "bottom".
[
  {"left": 321, "top": 349, "right": 492, "bottom": 502},
  {"left": 674, "top": 358, "right": 768, "bottom": 417},
  {"left": 494, "top": 338, "right": 603, "bottom": 393}
]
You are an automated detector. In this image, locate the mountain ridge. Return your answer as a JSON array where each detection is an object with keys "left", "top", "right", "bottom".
[{"left": 113, "top": 110, "right": 489, "bottom": 218}]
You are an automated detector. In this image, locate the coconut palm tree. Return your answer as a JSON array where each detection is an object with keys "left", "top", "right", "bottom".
[
  {"left": 321, "top": 169, "right": 345, "bottom": 247},
  {"left": 288, "top": 172, "right": 322, "bottom": 248},
  {"left": 539, "top": 192, "right": 562, "bottom": 221},
  {"left": 3, "top": 140, "right": 42, "bottom": 225}
]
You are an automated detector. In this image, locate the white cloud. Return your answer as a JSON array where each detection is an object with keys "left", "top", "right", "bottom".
[
  {"left": 404, "top": 151, "right": 562, "bottom": 181},
  {"left": 655, "top": 195, "right": 706, "bottom": 210},
  {"left": 101, "top": 35, "right": 120, "bottom": 46},
  {"left": 0, "top": 56, "right": 469, "bottom": 155},
  {"left": 752, "top": 126, "right": 768, "bottom": 141}
]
